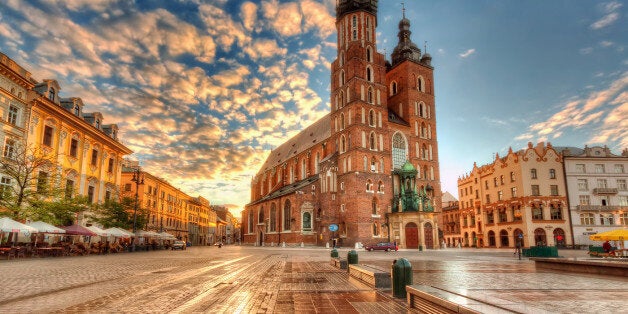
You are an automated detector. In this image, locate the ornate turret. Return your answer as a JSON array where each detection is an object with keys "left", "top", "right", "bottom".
[
  {"left": 336, "top": 0, "right": 378, "bottom": 19},
  {"left": 391, "top": 7, "right": 421, "bottom": 66}
]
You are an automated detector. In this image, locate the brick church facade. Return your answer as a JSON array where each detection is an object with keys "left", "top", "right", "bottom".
[{"left": 243, "top": 0, "right": 442, "bottom": 249}]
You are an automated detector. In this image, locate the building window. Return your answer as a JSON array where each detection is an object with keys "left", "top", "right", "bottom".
[
  {"left": 369, "top": 132, "right": 376, "bottom": 150},
  {"left": 366, "top": 67, "right": 372, "bottom": 82},
  {"left": 37, "top": 171, "right": 49, "bottom": 193},
  {"left": 124, "top": 183, "right": 132, "bottom": 191},
  {"left": 493, "top": 178, "right": 498, "bottom": 187},
  {"left": 600, "top": 214, "right": 614, "bottom": 226},
  {"left": 510, "top": 171, "right": 515, "bottom": 182},
  {"left": 69, "top": 138, "right": 78, "bottom": 158},
  {"left": 372, "top": 223, "right": 379, "bottom": 236},
  {"left": 270, "top": 205, "right": 276, "bottom": 232},
  {"left": 368, "top": 110, "right": 376, "bottom": 126},
  {"left": 531, "top": 185, "right": 540, "bottom": 196},
  {"left": 513, "top": 207, "right": 522, "bottom": 221},
  {"left": 500, "top": 175, "right": 504, "bottom": 185},
  {"left": 49, "top": 88, "right": 55, "bottom": 102},
  {"left": 302, "top": 212, "right": 312, "bottom": 231},
  {"left": 74, "top": 105, "right": 80, "bottom": 116},
  {"left": 549, "top": 169, "right": 556, "bottom": 179},
  {"left": 65, "top": 179, "right": 74, "bottom": 199},
  {"left": 615, "top": 164, "right": 625, "bottom": 173},
  {"left": 579, "top": 195, "right": 590, "bottom": 205},
  {"left": 372, "top": 198, "right": 377, "bottom": 214},
  {"left": 367, "top": 87, "right": 373, "bottom": 104},
  {"left": 594, "top": 164, "right": 605, "bottom": 173},
  {"left": 550, "top": 205, "right": 562, "bottom": 220},
  {"left": 7, "top": 105, "right": 18, "bottom": 125},
  {"left": 91, "top": 149, "right": 98, "bottom": 166},
  {"left": 497, "top": 190, "right": 503, "bottom": 201},
  {"left": 283, "top": 200, "right": 291, "bottom": 231},
  {"left": 418, "top": 76, "right": 425, "bottom": 92},
  {"left": 108, "top": 158, "right": 114, "bottom": 173},
  {"left": 575, "top": 164, "right": 585, "bottom": 173},
  {"left": 530, "top": 168, "right": 537, "bottom": 179},
  {"left": 532, "top": 205, "right": 543, "bottom": 220},
  {"left": 511, "top": 187, "right": 517, "bottom": 198},
  {"left": 580, "top": 213, "right": 594, "bottom": 225},
  {"left": 550, "top": 185, "right": 559, "bottom": 196},
  {"left": 499, "top": 210, "right": 507, "bottom": 223},
  {"left": 596, "top": 179, "right": 608, "bottom": 188},
  {"left": 618, "top": 179, "right": 627, "bottom": 191},
  {"left": 390, "top": 81, "right": 397, "bottom": 95},
  {"left": 0, "top": 177, "right": 11, "bottom": 199},
  {"left": 3, "top": 139, "right": 16, "bottom": 159},
  {"left": 577, "top": 179, "right": 588, "bottom": 191},
  {"left": 485, "top": 194, "right": 490, "bottom": 203},
  {"left": 486, "top": 212, "right": 494, "bottom": 224},
  {"left": 105, "top": 190, "right": 111, "bottom": 201},
  {"left": 43, "top": 125, "right": 53, "bottom": 147},
  {"left": 620, "top": 213, "right": 628, "bottom": 226}
]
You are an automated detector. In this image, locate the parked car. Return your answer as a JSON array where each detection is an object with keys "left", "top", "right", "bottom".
[
  {"left": 172, "top": 240, "right": 186, "bottom": 250},
  {"left": 364, "top": 242, "right": 398, "bottom": 252}
]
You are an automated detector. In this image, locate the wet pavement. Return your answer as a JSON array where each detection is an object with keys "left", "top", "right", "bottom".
[{"left": 0, "top": 246, "right": 625, "bottom": 313}]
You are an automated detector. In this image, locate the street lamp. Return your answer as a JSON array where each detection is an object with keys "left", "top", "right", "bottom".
[{"left": 131, "top": 167, "right": 144, "bottom": 251}]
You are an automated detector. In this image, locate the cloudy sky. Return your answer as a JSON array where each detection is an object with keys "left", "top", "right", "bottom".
[{"left": 0, "top": 0, "right": 625, "bottom": 217}]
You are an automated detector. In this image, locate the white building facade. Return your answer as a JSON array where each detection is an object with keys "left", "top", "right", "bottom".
[{"left": 562, "top": 146, "right": 628, "bottom": 247}]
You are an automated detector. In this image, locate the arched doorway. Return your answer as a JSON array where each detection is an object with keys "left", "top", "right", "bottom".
[
  {"left": 488, "top": 231, "right": 496, "bottom": 247},
  {"left": 259, "top": 231, "right": 263, "bottom": 246},
  {"left": 424, "top": 222, "right": 434, "bottom": 249},
  {"left": 463, "top": 232, "right": 469, "bottom": 247},
  {"left": 553, "top": 228, "right": 566, "bottom": 247},
  {"left": 405, "top": 222, "right": 418, "bottom": 249},
  {"left": 534, "top": 228, "right": 547, "bottom": 246},
  {"left": 500, "top": 230, "right": 509, "bottom": 247}
]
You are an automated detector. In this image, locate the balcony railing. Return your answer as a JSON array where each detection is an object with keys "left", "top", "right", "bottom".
[
  {"left": 592, "top": 188, "right": 618, "bottom": 195},
  {"left": 576, "top": 205, "right": 625, "bottom": 211}
]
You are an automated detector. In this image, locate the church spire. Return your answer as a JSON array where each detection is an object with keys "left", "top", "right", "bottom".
[{"left": 390, "top": 5, "right": 421, "bottom": 66}]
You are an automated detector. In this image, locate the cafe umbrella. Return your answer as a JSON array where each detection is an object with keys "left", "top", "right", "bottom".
[
  {"left": 0, "top": 217, "right": 39, "bottom": 245},
  {"left": 589, "top": 228, "right": 628, "bottom": 241}
]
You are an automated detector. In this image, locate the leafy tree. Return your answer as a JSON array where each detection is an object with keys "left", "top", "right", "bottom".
[
  {"left": 0, "top": 143, "right": 63, "bottom": 220},
  {"left": 25, "top": 196, "right": 94, "bottom": 226},
  {"left": 88, "top": 197, "right": 148, "bottom": 230}
]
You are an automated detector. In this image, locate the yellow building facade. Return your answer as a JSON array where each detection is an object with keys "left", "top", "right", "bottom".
[
  {"left": 121, "top": 168, "right": 216, "bottom": 244},
  {"left": 27, "top": 79, "right": 132, "bottom": 208}
]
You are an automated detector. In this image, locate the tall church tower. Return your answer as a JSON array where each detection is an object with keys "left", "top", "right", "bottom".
[
  {"left": 386, "top": 8, "right": 442, "bottom": 249},
  {"left": 329, "top": 0, "right": 390, "bottom": 246}
]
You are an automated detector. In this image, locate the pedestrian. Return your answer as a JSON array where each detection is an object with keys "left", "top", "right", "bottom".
[{"left": 602, "top": 240, "right": 612, "bottom": 253}]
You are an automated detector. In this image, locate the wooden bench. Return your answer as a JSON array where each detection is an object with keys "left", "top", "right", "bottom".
[
  {"left": 330, "top": 257, "right": 347, "bottom": 269},
  {"left": 348, "top": 264, "right": 390, "bottom": 288}
]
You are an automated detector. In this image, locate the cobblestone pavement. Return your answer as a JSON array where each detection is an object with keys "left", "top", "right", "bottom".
[{"left": 0, "top": 246, "right": 625, "bottom": 313}]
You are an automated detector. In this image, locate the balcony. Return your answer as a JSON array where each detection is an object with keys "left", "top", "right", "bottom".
[
  {"left": 576, "top": 205, "right": 625, "bottom": 211},
  {"left": 592, "top": 188, "right": 618, "bottom": 195}
]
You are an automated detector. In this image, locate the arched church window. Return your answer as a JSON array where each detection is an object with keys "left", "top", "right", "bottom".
[
  {"left": 366, "top": 46, "right": 372, "bottom": 62},
  {"left": 390, "top": 81, "right": 397, "bottom": 95},
  {"left": 418, "top": 76, "right": 425, "bottom": 92},
  {"left": 367, "top": 87, "right": 373, "bottom": 104},
  {"left": 368, "top": 110, "right": 375, "bottom": 126},
  {"left": 366, "top": 67, "right": 372, "bottom": 82},
  {"left": 369, "top": 132, "right": 376, "bottom": 150},
  {"left": 392, "top": 132, "right": 406, "bottom": 169}
]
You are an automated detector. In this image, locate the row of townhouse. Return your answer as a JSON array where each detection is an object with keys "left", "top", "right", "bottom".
[
  {"left": 0, "top": 52, "right": 231, "bottom": 244},
  {"left": 446, "top": 142, "right": 627, "bottom": 249},
  {"left": 119, "top": 163, "right": 222, "bottom": 245}
]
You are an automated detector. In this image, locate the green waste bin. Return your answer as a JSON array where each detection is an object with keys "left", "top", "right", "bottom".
[
  {"left": 392, "top": 258, "right": 412, "bottom": 298},
  {"left": 331, "top": 248, "right": 339, "bottom": 258},
  {"left": 347, "top": 250, "right": 358, "bottom": 265}
]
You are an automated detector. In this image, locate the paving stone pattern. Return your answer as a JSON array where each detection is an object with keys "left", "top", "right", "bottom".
[{"left": 0, "top": 247, "right": 626, "bottom": 313}]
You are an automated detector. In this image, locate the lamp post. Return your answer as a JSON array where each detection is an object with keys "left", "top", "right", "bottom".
[{"left": 131, "top": 167, "right": 144, "bottom": 252}]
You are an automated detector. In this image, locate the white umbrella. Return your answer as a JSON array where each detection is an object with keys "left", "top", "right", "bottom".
[
  {"left": 157, "top": 232, "right": 177, "bottom": 240},
  {"left": 86, "top": 225, "right": 109, "bottom": 237},
  {"left": 103, "top": 227, "right": 133, "bottom": 238},
  {"left": 26, "top": 221, "right": 66, "bottom": 234},
  {"left": 0, "top": 217, "right": 38, "bottom": 234}
]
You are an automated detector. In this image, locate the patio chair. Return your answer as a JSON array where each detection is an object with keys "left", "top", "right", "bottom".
[{"left": 7, "top": 247, "right": 17, "bottom": 259}]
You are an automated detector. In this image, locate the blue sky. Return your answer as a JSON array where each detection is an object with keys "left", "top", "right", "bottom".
[{"left": 0, "top": 0, "right": 625, "bottom": 217}]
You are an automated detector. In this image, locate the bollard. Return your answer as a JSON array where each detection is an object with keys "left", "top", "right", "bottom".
[
  {"left": 331, "top": 248, "right": 339, "bottom": 258},
  {"left": 391, "top": 258, "right": 412, "bottom": 298},
  {"left": 347, "top": 250, "right": 358, "bottom": 265}
]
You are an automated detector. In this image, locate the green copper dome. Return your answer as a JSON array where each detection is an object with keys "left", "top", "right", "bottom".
[{"left": 401, "top": 160, "right": 416, "bottom": 172}]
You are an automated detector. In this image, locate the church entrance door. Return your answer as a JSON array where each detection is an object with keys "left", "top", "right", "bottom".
[
  {"left": 424, "top": 222, "right": 434, "bottom": 249},
  {"left": 405, "top": 222, "right": 418, "bottom": 249}
]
